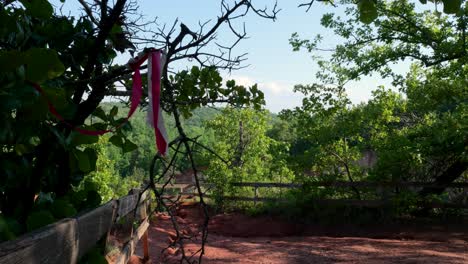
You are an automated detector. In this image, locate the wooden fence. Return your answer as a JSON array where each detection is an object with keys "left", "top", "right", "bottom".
[
  {"left": 0, "top": 189, "right": 151, "bottom": 264},
  {"left": 203, "top": 181, "right": 468, "bottom": 209}
]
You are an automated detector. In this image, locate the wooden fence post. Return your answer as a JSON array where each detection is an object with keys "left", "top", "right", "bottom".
[
  {"left": 253, "top": 184, "right": 259, "bottom": 206},
  {"left": 142, "top": 230, "right": 150, "bottom": 262},
  {"left": 140, "top": 198, "right": 150, "bottom": 262},
  {"left": 132, "top": 189, "right": 150, "bottom": 262},
  {"left": 0, "top": 189, "right": 154, "bottom": 264}
]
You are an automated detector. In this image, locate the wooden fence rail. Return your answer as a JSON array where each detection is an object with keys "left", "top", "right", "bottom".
[
  {"left": 0, "top": 189, "right": 151, "bottom": 264},
  {"left": 208, "top": 181, "right": 468, "bottom": 209},
  {"left": 231, "top": 181, "right": 468, "bottom": 188}
]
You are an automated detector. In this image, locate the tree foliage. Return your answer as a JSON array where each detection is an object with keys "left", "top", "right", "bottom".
[
  {"left": 299, "top": 1, "right": 464, "bottom": 24},
  {"left": 1, "top": 0, "right": 467, "bottom": 249},
  {"left": 78, "top": 136, "right": 141, "bottom": 202},
  {"left": 0, "top": 0, "right": 277, "bottom": 245},
  {"left": 204, "top": 108, "right": 294, "bottom": 208},
  {"left": 285, "top": 0, "right": 467, "bottom": 208},
  {"left": 292, "top": 0, "right": 468, "bottom": 85}
]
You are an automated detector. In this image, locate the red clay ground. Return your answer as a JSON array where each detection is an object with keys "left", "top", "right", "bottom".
[{"left": 133, "top": 203, "right": 467, "bottom": 264}]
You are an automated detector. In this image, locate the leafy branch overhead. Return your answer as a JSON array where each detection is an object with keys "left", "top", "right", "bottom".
[
  {"left": 0, "top": 0, "right": 277, "bottom": 259},
  {"left": 1, "top": 0, "right": 467, "bottom": 262},
  {"left": 292, "top": 0, "right": 468, "bottom": 85},
  {"left": 286, "top": 0, "right": 467, "bottom": 205},
  {"left": 300, "top": 0, "right": 464, "bottom": 24}
]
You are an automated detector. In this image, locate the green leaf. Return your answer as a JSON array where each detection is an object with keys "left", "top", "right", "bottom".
[
  {"left": 83, "top": 148, "right": 97, "bottom": 172},
  {"left": 70, "top": 190, "right": 87, "bottom": 207},
  {"left": 0, "top": 217, "right": 16, "bottom": 241},
  {"left": 28, "top": 136, "right": 41, "bottom": 146},
  {"left": 86, "top": 190, "right": 102, "bottom": 207},
  {"left": 5, "top": 218, "right": 21, "bottom": 238},
  {"left": 111, "top": 24, "right": 123, "bottom": 34},
  {"left": 73, "top": 149, "right": 91, "bottom": 172},
  {"left": 226, "top": 80, "right": 236, "bottom": 88},
  {"left": 36, "top": 192, "right": 54, "bottom": 205},
  {"left": 76, "top": 151, "right": 90, "bottom": 172},
  {"left": 0, "top": 51, "right": 25, "bottom": 72},
  {"left": 44, "top": 17, "right": 75, "bottom": 50},
  {"left": 84, "top": 180, "right": 99, "bottom": 192},
  {"left": 358, "top": 0, "right": 378, "bottom": 24},
  {"left": 92, "top": 107, "right": 108, "bottom": 121},
  {"left": 70, "top": 132, "right": 99, "bottom": 146},
  {"left": 68, "top": 150, "right": 78, "bottom": 173},
  {"left": 109, "top": 135, "right": 124, "bottom": 148},
  {"left": 50, "top": 199, "right": 77, "bottom": 218},
  {"left": 97, "top": 47, "right": 118, "bottom": 64},
  {"left": 123, "top": 139, "right": 138, "bottom": 153},
  {"left": 26, "top": 210, "right": 55, "bottom": 231},
  {"left": 110, "top": 106, "right": 118, "bottom": 117},
  {"left": 86, "top": 248, "right": 108, "bottom": 264},
  {"left": 91, "top": 122, "right": 108, "bottom": 131},
  {"left": 0, "top": 8, "right": 16, "bottom": 39},
  {"left": 14, "top": 144, "right": 30, "bottom": 155},
  {"left": 24, "top": 48, "right": 65, "bottom": 82},
  {"left": 120, "top": 120, "right": 132, "bottom": 132},
  {"left": 442, "top": 0, "right": 461, "bottom": 14},
  {"left": 41, "top": 86, "right": 73, "bottom": 118},
  {"left": 20, "top": 0, "right": 53, "bottom": 19}
]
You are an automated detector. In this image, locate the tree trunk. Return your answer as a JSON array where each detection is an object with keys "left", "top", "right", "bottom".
[{"left": 419, "top": 159, "right": 468, "bottom": 197}]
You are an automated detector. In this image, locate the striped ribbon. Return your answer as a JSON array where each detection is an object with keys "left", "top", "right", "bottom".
[{"left": 31, "top": 50, "right": 168, "bottom": 155}]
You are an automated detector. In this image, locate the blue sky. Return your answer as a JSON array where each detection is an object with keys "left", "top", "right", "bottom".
[{"left": 54, "top": 0, "right": 404, "bottom": 113}]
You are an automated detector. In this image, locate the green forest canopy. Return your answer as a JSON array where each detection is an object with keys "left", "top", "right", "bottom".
[{"left": 0, "top": 0, "right": 467, "bottom": 246}]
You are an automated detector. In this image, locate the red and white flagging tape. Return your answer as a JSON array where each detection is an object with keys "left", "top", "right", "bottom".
[{"left": 31, "top": 49, "right": 168, "bottom": 156}]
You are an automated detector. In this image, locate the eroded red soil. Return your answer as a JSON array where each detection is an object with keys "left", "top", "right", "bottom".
[{"left": 133, "top": 203, "right": 467, "bottom": 264}]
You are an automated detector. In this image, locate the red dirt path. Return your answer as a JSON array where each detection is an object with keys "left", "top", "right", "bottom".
[{"left": 134, "top": 203, "right": 467, "bottom": 264}]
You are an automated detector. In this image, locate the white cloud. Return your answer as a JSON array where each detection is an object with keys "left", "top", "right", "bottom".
[
  {"left": 223, "top": 75, "right": 303, "bottom": 113},
  {"left": 227, "top": 75, "right": 256, "bottom": 87},
  {"left": 226, "top": 75, "right": 295, "bottom": 95},
  {"left": 261, "top": 81, "right": 292, "bottom": 95},
  {"left": 221, "top": 74, "right": 403, "bottom": 113}
]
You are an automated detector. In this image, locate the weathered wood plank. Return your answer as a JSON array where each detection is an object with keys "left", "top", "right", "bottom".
[
  {"left": 231, "top": 181, "right": 468, "bottom": 189},
  {"left": 204, "top": 195, "right": 467, "bottom": 208},
  {"left": 139, "top": 190, "right": 150, "bottom": 204},
  {"left": 136, "top": 199, "right": 148, "bottom": 220},
  {"left": 0, "top": 218, "right": 79, "bottom": 264},
  {"left": 310, "top": 181, "right": 468, "bottom": 188},
  {"left": 155, "top": 184, "right": 191, "bottom": 190},
  {"left": 0, "top": 190, "right": 151, "bottom": 264},
  {"left": 117, "top": 193, "right": 139, "bottom": 221},
  {"left": 113, "top": 218, "right": 150, "bottom": 264},
  {"left": 142, "top": 230, "right": 150, "bottom": 261},
  {"left": 231, "top": 182, "right": 301, "bottom": 188},
  {"left": 313, "top": 199, "right": 387, "bottom": 207},
  {"left": 417, "top": 201, "right": 468, "bottom": 209},
  {"left": 76, "top": 201, "right": 116, "bottom": 259},
  {"left": 136, "top": 190, "right": 151, "bottom": 220},
  {"left": 203, "top": 195, "right": 279, "bottom": 203}
]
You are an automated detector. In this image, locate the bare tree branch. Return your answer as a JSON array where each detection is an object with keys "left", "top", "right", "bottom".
[
  {"left": 298, "top": 0, "right": 336, "bottom": 12},
  {"left": 78, "top": 0, "right": 99, "bottom": 25}
]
